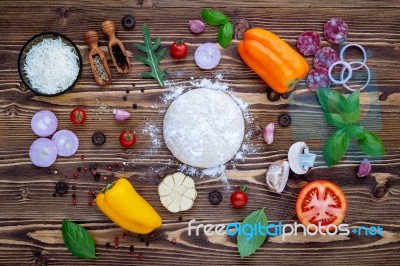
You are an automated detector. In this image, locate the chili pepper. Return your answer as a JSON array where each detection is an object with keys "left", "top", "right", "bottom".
[
  {"left": 238, "top": 28, "right": 308, "bottom": 94},
  {"left": 96, "top": 178, "right": 162, "bottom": 234}
]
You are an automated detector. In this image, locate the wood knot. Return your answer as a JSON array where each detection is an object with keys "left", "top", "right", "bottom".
[
  {"left": 34, "top": 250, "right": 48, "bottom": 265},
  {"left": 372, "top": 185, "right": 387, "bottom": 198},
  {"left": 379, "top": 92, "right": 388, "bottom": 101},
  {"left": 21, "top": 189, "right": 29, "bottom": 199},
  {"left": 234, "top": 19, "right": 250, "bottom": 40},
  {"left": 4, "top": 104, "right": 19, "bottom": 117},
  {"left": 138, "top": 0, "right": 156, "bottom": 7}
]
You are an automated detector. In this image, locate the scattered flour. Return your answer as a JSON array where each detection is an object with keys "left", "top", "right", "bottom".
[{"left": 142, "top": 122, "right": 162, "bottom": 151}]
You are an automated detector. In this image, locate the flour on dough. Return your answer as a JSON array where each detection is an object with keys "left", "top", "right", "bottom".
[{"left": 163, "top": 88, "right": 245, "bottom": 168}]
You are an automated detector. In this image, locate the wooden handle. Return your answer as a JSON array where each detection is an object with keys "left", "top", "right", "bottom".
[
  {"left": 101, "top": 20, "right": 131, "bottom": 74},
  {"left": 84, "top": 30, "right": 112, "bottom": 86}
]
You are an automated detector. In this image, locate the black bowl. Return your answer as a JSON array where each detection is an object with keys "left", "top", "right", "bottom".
[{"left": 18, "top": 32, "right": 83, "bottom": 97}]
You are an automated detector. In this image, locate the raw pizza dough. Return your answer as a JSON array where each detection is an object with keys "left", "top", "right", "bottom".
[{"left": 163, "top": 88, "right": 245, "bottom": 168}]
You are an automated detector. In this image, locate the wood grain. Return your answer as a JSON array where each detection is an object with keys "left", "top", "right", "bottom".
[{"left": 1, "top": 1, "right": 400, "bottom": 265}]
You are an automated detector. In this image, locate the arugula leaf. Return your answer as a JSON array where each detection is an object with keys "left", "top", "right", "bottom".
[
  {"left": 134, "top": 24, "right": 167, "bottom": 87},
  {"left": 323, "top": 128, "right": 350, "bottom": 167},
  {"left": 347, "top": 124, "right": 365, "bottom": 139},
  {"left": 238, "top": 208, "right": 268, "bottom": 258},
  {"left": 62, "top": 220, "right": 96, "bottom": 259},
  {"left": 317, "top": 89, "right": 346, "bottom": 114},
  {"left": 218, "top": 21, "right": 233, "bottom": 48},
  {"left": 201, "top": 9, "right": 228, "bottom": 26},
  {"left": 358, "top": 131, "right": 385, "bottom": 157}
]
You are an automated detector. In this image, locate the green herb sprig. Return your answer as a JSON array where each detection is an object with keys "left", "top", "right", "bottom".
[
  {"left": 62, "top": 220, "right": 96, "bottom": 259},
  {"left": 237, "top": 208, "right": 268, "bottom": 258},
  {"left": 135, "top": 24, "right": 167, "bottom": 87},
  {"left": 201, "top": 9, "right": 233, "bottom": 48},
  {"left": 317, "top": 89, "right": 385, "bottom": 166}
]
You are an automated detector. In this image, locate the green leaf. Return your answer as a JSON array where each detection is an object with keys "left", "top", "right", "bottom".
[
  {"left": 323, "top": 128, "right": 350, "bottom": 167},
  {"left": 347, "top": 124, "right": 365, "bottom": 139},
  {"left": 238, "top": 208, "right": 268, "bottom": 258},
  {"left": 201, "top": 9, "right": 228, "bottom": 26},
  {"left": 358, "top": 131, "right": 385, "bottom": 157},
  {"left": 317, "top": 89, "right": 346, "bottom": 114},
  {"left": 218, "top": 21, "right": 233, "bottom": 48},
  {"left": 134, "top": 24, "right": 167, "bottom": 87},
  {"left": 323, "top": 113, "right": 347, "bottom": 128},
  {"left": 62, "top": 220, "right": 96, "bottom": 259},
  {"left": 343, "top": 90, "right": 360, "bottom": 124}
]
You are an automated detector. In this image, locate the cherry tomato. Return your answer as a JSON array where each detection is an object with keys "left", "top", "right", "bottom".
[
  {"left": 119, "top": 130, "right": 136, "bottom": 148},
  {"left": 170, "top": 40, "right": 188, "bottom": 59},
  {"left": 230, "top": 186, "right": 248, "bottom": 208},
  {"left": 70, "top": 108, "right": 86, "bottom": 124},
  {"left": 296, "top": 180, "right": 347, "bottom": 232}
]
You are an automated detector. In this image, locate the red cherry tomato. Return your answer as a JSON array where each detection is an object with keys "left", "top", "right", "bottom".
[
  {"left": 70, "top": 108, "right": 86, "bottom": 124},
  {"left": 119, "top": 130, "right": 136, "bottom": 148},
  {"left": 230, "top": 186, "right": 248, "bottom": 208},
  {"left": 296, "top": 180, "right": 347, "bottom": 232},
  {"left": 170, "top": 40, "right": 188, "bottom": 59}
]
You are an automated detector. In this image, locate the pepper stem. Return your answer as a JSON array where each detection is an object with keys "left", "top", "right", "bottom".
[
  {"left": 102, "top": 181, "right": 116, "bottom": 193},
  {"left": 240, "top": 185, "right": 248, "bottom": 194}
]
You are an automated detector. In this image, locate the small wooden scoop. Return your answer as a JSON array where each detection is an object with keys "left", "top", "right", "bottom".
[
  {"left": 101, "top": 20, "right": 131, "bottom": 74},
  {"left": 84, "top": 31, "right": 112, "bottom": 86}
]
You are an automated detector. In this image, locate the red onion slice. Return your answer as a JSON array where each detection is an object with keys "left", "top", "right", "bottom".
[
  {"left": 195, "top": 43, "right": 221, "bottom": 70},
  {"left": 31, "top": 110, "right": 58, "bottom": 137},
  {"left": 51, "top": 129, "right": 79, "bottom": 157},
  {"left": 29, "top": 138, "right": 57, "bottom": 167}
]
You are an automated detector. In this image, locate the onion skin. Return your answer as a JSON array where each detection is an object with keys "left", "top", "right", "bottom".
[
  {"left": 189, "top": 20, "right": 205, "bottom": 34},
  {"left": 113, "top": 109, "right": 131, "bottom": 121}
]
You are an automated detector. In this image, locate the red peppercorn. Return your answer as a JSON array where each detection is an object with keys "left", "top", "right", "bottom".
[
  {"left": 114, "top": 161, "right": 120, "bottom": 167},
  {"left": 150, "top": 233, "right": 154, "bottom": 238},
  {"left": 73, "top": 172, "right": 78, "bottom": 178},
  {"left": 92, "top": 170, "right": 97, "bottom": 176},
  {"left": 88, "top": 191, "right": 93, "bottom": 195},
  {"left": 122, "top": 233, "right": 128, "bottom": 239},
  {"left": 115, "top": 237, "right": 119, "bottom": 243},
  {"left": 114, "top": 244, "right": 119, "bottom": 249},
  {"left": 130, "top": 250, "right": 134, "bottom": 255},
  {"left": 172, "top": 237, "right": 176, "bottom": 244},
  {"left": 88, "top": 201, "right": 93, "bottom": 206},
  {"left": 107, "top": 166, "right": 112, "bottom": 171},
  {"left": 83, "top": 166, "right": 88, "bottom": 172},
  {"left": 72, "top": 199, "right": 77, "bottom": 205},
  {"left": 137, "top": 253, "right": 143, "bottom": 260},
  {"left": 81, "top": 155, "right": 85, "bottom": 160}
]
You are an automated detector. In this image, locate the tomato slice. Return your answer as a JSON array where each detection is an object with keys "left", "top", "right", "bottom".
[{"left": 295, "top": 180, "right": 347, "bottom": 231}]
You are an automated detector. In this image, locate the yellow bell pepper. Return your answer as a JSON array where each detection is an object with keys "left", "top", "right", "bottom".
[
  {"left": 238, "top": 28, "right": 309, "bottom": 94},
  {"left": 96, "top": 178, "right": 162, "bottom": 234}
]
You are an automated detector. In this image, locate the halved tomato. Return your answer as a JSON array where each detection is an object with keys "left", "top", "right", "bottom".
[{"left": 295, "top": 180, "right": 347, "bottom": 231}]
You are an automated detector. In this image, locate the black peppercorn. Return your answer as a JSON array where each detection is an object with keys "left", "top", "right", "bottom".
[
  {"left": 72, "top": 194, "right": 76, "bottom": 199},
  {"left": 106, "top": 242, "right": 110, "bottom": 248},
  {"left": 123, "top": 96, "right": 127, "bottom": 101},
  {"left": 132, "top": 103, "right": 138, "bottom": 109}
]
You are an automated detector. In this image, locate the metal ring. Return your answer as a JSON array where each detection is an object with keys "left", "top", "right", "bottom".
[
  {"left": 340, "top": 43, "right": 367, "bottom": 70},
  {"left": 328, "top": 60, "right": 353, "bottom": 84}
]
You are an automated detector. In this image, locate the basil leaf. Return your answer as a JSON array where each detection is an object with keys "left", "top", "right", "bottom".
[
  {"left": 317, "top": 89, "right": 346, "bottom": 114},
  {"left": 358, "top": 131, "right": 385, "bottom": 157},
  {"left": 201, "top": 9, "right": 228, "bottom": 26},
  {"left": 323, "top": 128, "right": 350, "bottom": 166},
  {"left": 347, "top": 124, "right": 365, "bottom": 139},
  {"left": 343, "top": 90, "right": 360, "bottom": 124},
  {"left": 62, "top": 220, "right": 96, "bottom": 259},
  {"left": 323, "top": 112, "right": 347, "bottom": 128},
  {"left": 238, "top": 208, "right": 268, "bottom": 258},
  {"left": 218, "top": 21, "right": 233, "bottom": 48}
]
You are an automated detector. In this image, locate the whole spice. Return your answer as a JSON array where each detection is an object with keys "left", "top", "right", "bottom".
[
  {"left": 135, "top": 24, "right": 167, "bottom": 87},
  {"left": 357, "top": 158, "right": 371, "bottom": 177},
  {"left": 262, "top": 123, "right": 274, "bottom": 144},
  {"left": 96, "top": 178, "right": 162, "bottom": 234},
  {"left": 112, "top": 45, "right": 128, "bottom": 68},
  {"left": 238, "top": 28, "right": 308, "bottom": 93},
  {"left": 317, "top": 89, "right": 385, "bottom": 166}
]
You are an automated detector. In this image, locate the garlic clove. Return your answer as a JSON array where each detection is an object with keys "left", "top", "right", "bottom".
[
  {"left": 188, "top": 20, "right": 205, "bottom": 34},
  {"left": 113, "top": 109, "right": 131, "bottom": 121},
  {"left": 357, "top": 158, "right": 371, "bottom": 177},
  {"left": 262, "top": 123, "right": 274, "bottom": 144}
]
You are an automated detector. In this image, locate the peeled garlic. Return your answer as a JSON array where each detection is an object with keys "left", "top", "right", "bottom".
[
  {"left": 357, "top": 158, "right": 371, "bottom": 177},
  {"left": 262, "top": 123, "right": 274, "bottom": 144},
  {"left": 158, "top": 172, "right": 197, "bottom": 213},
  {"left": 113, "top": 109, "right": 130, "bottom": 121}
]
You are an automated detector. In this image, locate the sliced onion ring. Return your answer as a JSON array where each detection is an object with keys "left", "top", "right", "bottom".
[
  {"left": 29, "top": 138, "right": 57, "bottom": 167},
  {"left": 51, "top": 129, "right": 79, "bottom": 157},
  {"left": 31, "top": 110, "right": 58, "bottom": 137},
  {"left": 340, "top": 61, "right": 371, "bottom": 92},
  {"left": 328, "top": 60, "right": 353, "bottom": 85},
  {"left": 195, "top": 43, "right": 221, "bottom": 70},
  {"left": 340, "top": 43, "right": 367, "bottom": 71}
]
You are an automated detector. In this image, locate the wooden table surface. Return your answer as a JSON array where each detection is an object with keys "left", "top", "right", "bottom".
[{"left": 1, "top": 1, "right": 400, "bottom": 265}]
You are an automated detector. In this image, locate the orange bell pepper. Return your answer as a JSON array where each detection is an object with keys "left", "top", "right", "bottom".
[{"left": 238, "top": 28, "right": 309, "bottom": 93}]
